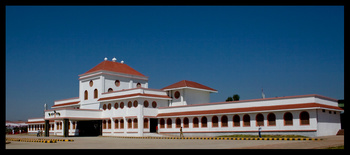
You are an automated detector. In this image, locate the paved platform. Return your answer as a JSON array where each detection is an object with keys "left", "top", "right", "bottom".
[{"left": 5, "top": 134, "right": 343, "bottom": 149}]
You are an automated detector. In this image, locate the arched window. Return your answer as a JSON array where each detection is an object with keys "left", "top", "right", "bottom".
[
  {"left": 167, "top": 118, "right": 172, "bottom": 128},
  {"left": 128, "top": 119, "right": 132, "bottom": 128},
  {"left": 84, "top": 90, "right": 88, "bottom": 100},
  {"left": 89, "top": 80, "right": 93, "bottom": 87},
  {"left": 267, "top": 113, "right": 276, "bottom": 126},
  {"left": 137, "top": 83, "right": 141, "bottom": 88},
  {"left": 183, "top": 117, "right": 189, "bottom": 128},
  {"left": 233, "top": 115, "right": 240, "bottom": 127},
  {"left": 160, "top": 118, "right": 165, "bottom": 128},
  {"left": 176, "top": 118, "right": 181, "bottom": 128},
  {"left": 284, "top": 112, "right": 293, "bottom": 126},
  {"left": 144, "top": 118, "right": 149, "bottom": 128},
  {"left": 108, "top": 88, "right": 113, "bottom": 92},
  {"left": 103, "top": 120, "right": 106, "bottom": 129},
  {"left": 144, "top": 100, "right": 149, "bottom": 107},
  {"left": 133, "top": 118, "right": 138, "bottom": 129},
  {"left": 256, "top": 113, "right": 264, "bottom": 126},
  {"left": 300, "top": 111, "right": 310, "bottom": 125},
  {"left": 221, "top": 115, "right": 228, "bottom": 127},
  {"left": 201, "top": 116, "right": 207, "bottom": 128},
  {"left": 108, "top": 120, "right": 111, "bottom": 129},
  {"left": 120, "top": 119, "right": 124, "bottom": 129},
  {"left": 115, "top": 119, "right": 119, "bottom": 129},
  {"left": 243, "top": 114, "right": 250, "bottom": 127},
  {"left": 102, "top": 104, "right": 107, "bottom": 110},
  {"left": 94, "top": 89, "right": 98, "bottom": 98},
  {"left": 212, "top": 116, "right": 218, "bottom": 127},
  {"left": 193, "top": 117, "right": 199, "bottom": 128}
]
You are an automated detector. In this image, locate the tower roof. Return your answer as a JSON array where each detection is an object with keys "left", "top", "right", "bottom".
[
  {"left": 80, "top": 60, "right": 146, "bottom": 77},
  {"left": 162, "top": 80, "right": 217, "bottom": 92}
]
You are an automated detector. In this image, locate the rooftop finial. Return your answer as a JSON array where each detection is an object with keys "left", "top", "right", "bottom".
[
  {"left": 104, "top": 57, "right": 108, "bottom": 61},
  {"left": 112, "top": 57, "right": 117, "bottom": 62},
  {"left": 121, "top": 60, "right": 124, "bottom": 64}
]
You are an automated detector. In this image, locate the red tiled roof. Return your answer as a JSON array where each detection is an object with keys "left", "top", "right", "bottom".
[
  {"left": 98, "top": 93, "right": 171, "bottom": 101},
  {"left": 162, "top": 80, "right": 217, "bottom": 92},
  {"left": 80, "top": 60, "right": 146, "bottom": 77},
  {"left": 157, "top": 103, "right": 343, "bottom": 117}
]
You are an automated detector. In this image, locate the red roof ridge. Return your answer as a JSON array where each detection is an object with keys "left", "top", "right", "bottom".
[
  {"left": 162, "top": 80, "right": 217, "bottom": 92},
  {"left": 79, "top": 60, "right": 146, "bottom": 77}
]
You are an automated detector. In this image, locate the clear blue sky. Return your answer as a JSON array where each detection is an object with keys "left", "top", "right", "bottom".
[{"left": 6, "top": 6, "right": 344, "bottom": 121}]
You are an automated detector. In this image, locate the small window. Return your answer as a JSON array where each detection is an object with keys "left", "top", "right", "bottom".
[
  {"left": 108, "top": 120, "right": 111, "bottom": 129},
  {"left": 89, "top": 80, "right": 93, "bottom": 87},
  {"left": 174, "top": 91, "right": 180, "bottom": 99},
  {"left": 144, "top": 100, "right": 149, "bottom": 107},
  {"left": 152, "top": 101, "right": 157, "bottom": 108},
  {"left": 120, "top": 119, "right": 124, "bottom": 129},
  {"left": 183, "top": 117, "right": 189, "bottom": 128},
  {"left": 300, "top": 111, "right": 310, "bottom": 125},
  {"left": 133, "top": 100, "right": 138, "bottom": 107},
  {"left": 103, "top": 120, "right": 106, "bottom": 129},
  {"left": 284, "top": 112, "right": 293, "bottom": 126},
  {"left": 128, "top": 119, "right": 132, "bottom": 128},
  {"left": 120, "top": 102, "right": 124, "bottom": 109},
  {"left": 167, "top": 118, "right": 172, "bottom": 128},
  {"left": 115, "top": 80, "right": 120, "bottom": 87},
  {"left": 144, "top": 118, "right": 149, "bottom": 128},
  {"left": 137, "top": 83, "right": 141, "bottom": 88},
  {"left": 193, "top": 117, "right": 199, "bottom": 128},
  {"left": 108, "top": 103, "right": 111, "bottom": 110},
  {"left": 243, "top": 114, "right": 250, "bottom": 127},
  {"left": 267, "top": 113, "right": 276, "bottom": 126},
  {"left": 128, "top": 101, "right": 132, "bottom": 108},
  {"left": 256, "top": 113, "right": 264, "bottom": 126},
  {"left": 201, "top": 116, "right": 207, "bottom": 128},
  {"left": 160, "top": 118, "right": 165, "bottom": 128},
  {"left": 233, "top": 115, "right": 240, "bottom": 127},
  {"left": 84, "top": 90, "right": 88, "bottom": 100},
  {"left": 133, "top": 119, "right": 138, "bottom": 129},
  {"left": 176, "top": 118, "right": 181, "bottom": 128},
  {"left": 94, "top": 89, "right": 98, "bottom": 99},
  {"left": 212, "top": 116, "right": 218, "bottom": 127},
  {"left": 103, "top": 104, "right": 107, "bottom": 110},
  {"left": 221, "top": 115, "right": 228, "bottom": 127},
  {"left": 108, "top": 88, "right": 113, "bottom": 92}
]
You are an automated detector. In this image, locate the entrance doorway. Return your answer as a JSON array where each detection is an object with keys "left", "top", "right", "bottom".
[
  {"left": 150, "top": 118, "right": 158, "bottom": 133},
  {"left": 76, "top": 120, "right": 102, "bottom": 136}
]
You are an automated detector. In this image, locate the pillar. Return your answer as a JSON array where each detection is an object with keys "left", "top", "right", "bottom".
[
  {"left": 63, "top": 119, "right": 69, "bottom": 137},
  {"left": 44, "top": 120, "right": 49, "bottom": 137}
]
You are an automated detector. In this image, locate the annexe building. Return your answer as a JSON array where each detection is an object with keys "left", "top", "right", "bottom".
[{"left": 27, "top": 58, "right": 343, "bottom": 137}]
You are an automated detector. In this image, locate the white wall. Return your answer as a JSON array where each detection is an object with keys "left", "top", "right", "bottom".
[
  {"left": 316, "top": 109, "right": 341, "bottom": 136},
  {"left": 184, "top": 89, "right": 210, "bottom": 106}
]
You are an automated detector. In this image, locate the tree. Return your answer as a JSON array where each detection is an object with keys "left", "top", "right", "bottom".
[
  {"left": 233, "top": 94, "right": 240, "bottom": 101},
  {"left": 226, "top": 97, "right": 233, "bottom": 102}
]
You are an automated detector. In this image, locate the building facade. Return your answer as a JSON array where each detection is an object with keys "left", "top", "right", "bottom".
[{"left": 27, "top": 58, "right": 343, "bottom": 137}]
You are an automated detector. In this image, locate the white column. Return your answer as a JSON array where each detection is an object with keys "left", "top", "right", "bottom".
[{"left": 138, "top": 99, "right": 144, "bottom": 137}]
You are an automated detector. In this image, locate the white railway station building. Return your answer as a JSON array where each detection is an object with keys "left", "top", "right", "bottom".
[{"left": 27, "top": 58, "right": 343, "bottom": 137}]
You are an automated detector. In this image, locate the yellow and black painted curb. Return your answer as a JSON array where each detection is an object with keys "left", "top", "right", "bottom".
[
  {"left": 6, "top": 138, "right": 74, "bottom": 143},
  {"left": 110, "top": 136, "right": 322, "bottom": 141}
]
